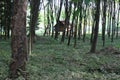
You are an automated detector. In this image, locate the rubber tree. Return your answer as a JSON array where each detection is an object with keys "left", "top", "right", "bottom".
[
  {"left": 83, "top": 4, "right": 87, "bottom": 42},
  {"left": 102, "top": 0, "right": 107, "bottom": 46},
  {"left": 61, "top": 0, "right": 72, "bottom": 43},
  {"left": 111, "top": 0, "right": 115, "bottom": 42},
  {"left": 67, "top": 2, "right": 77, "bottom": 46},
  {"left": 116, "top": 0, "right": 120, "bottom": 38},
  {"left": 29, "top": 0, "right": 40, "bottom": 54},
  {"left": 78, "top": 0, "right": 83, "bottom": 40},
  {"left": 9, "top": 0, "right": 28, "bottom": 79},
  {"left": 54, "top": 0, "right": 63, "bottom": 39},
  {"left": 90, "top": 0, "right": 101, "bottom": 53}
]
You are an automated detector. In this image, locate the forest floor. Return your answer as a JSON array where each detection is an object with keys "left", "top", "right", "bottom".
[{"left": 0, "top": 35, "right": 120, "bottom": 80}]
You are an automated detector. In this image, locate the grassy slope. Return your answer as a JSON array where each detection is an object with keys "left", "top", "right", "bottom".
[{"left": 0, "top": 36, "right": 120, "bottom": 80}]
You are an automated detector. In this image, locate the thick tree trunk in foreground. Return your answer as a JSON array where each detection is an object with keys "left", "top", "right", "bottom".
[
  {"left": 9, "top": 0, "right": 27, "bottom": 79},
  {"left": 90, "top": 0, "right": 100, "bottom": 53}
]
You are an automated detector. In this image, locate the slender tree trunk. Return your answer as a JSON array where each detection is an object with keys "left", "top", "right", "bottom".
[
  {"left": 111, "top": 0, "right": 115, "bottom": 42},
  {"left": 61, "top": 0, "right": 69, "bottom": 43},
  {"left": 4, "top": 0, "right": 7, "bottom": 40},
  {"left": 56, "top": 0, "right": 63, "bottom": 23},
  {"left": 4, "top": 0, "right": 11, "bottom": 39},
  {"left": 43, "top": 0, "right": 46, "bottom": 36},
  {"left": 102, "top": 0, "right": 107, "bottom": 46},
  {"left": 68, "top": 4, "right": 77, "bottom": 46},
  {"left": 30, "top": 0, "right": 40, "bottom": 41},
  {"left": 47, "top": 3, "right": 50, "bottom": 36},
  {"left": 66, "top": 1, "right": 72, "bottom": 37},
  {"left": 61, "top": 30, "right": 65, "bottom": 43},
  {"left": 88, "top": 7, "right": 91, "bottom": 34},
  {"left": 61, "top": 0, "right": 68, "bottom": 43},
  {"left": 0, "top": 0, "right": 5, "bottom": 39},
  {"left": 50, "top": 1, "right": 54, "bottom": 37},
  {"left": 83, "top": 5, "right": 87, "bottom": 42},
  {"left": 29, "top": 0, "right": 40, "bottom": 54},
  {"left": 116, "top": 0, "right": 120, "bottom": 38},
  {"left": 74, "top": 16, "right": 78, "bottom": 48},
  {"left": 90, "top": 0, "right": 100, "bottom": 53},
  {"left": 9, "top": 0, "right": 28, "bottom": 79},
  {"left": 1, "top": 0, "right": 6, "bottom": 39},
  {"left": 107, "top": 3, "right": 111, "bottom": 38},
  {"left": 78, "top": 0, "right": 83, "bottom": 40},
  {"left": 55, "top": 0, "right": 63, "bottom": 39},
  {"left": 108, "top": 1, "right": 113, "bottom": 38},
  {"left": 90, "top": 10, "right": 95, "bottom": 44}
]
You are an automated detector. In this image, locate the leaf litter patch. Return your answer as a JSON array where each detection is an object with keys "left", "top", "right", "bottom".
[
  {"left": 87, "top": 46, "right": 120, "bottom": 74},
  {"left": 97, "top": 46, "right": 120, "bottom": 55}
]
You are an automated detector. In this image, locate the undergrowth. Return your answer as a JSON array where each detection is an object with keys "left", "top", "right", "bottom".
[{"left": 0, "top": 36, "right": 120, "bottom": 80}]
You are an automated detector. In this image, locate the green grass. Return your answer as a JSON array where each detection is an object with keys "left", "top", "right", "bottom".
[{"left": 0, "top": 35, "right": 120, "bottom": 80}]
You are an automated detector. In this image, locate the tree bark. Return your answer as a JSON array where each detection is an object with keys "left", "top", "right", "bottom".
[
  {"left": 78, "top": 0, "right": 83, "bottom": 40},
  {"left": 102, "top": 0, "right": 107, "bottom": 46},
  {"left": 9, "top": 0, "right": 28, "bottom": 79},
  {"left": 90, "top": 9, "right": 95, "bottom": 44},
  {"left": 55, "top": 0, "right": 63, "bottom": 39},
  {"left": 83, "top": 5, "right": 87, "bottom": 42},
  {"left": 29, "top": 0, "right": 40, "bottom": 54},
  {"left": 116, "top": 0, "right": 120, "bottom": 38},
  {"left": 90, "top": 0, "right": 100, "bottom": 53},
  {"left": 68, "top": 3, "right": 77, "bottom": 46},
  {"left": 107, "top": 2, "right": 111, "bottom": 38},
  {"left": 74, "top": 17, "right": 78, "bottom": 48},
  {"left": 111, "top": 0, "right": 115, "bottom": 42}
]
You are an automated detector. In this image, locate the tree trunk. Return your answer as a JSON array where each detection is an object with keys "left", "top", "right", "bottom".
[
  {"left": 50, "top": 1, "right": 54, "bottom": 37},
  {"left": 83, "top": 5, "right": 87, "bottom": 42},
  {"left": 9, "top": 0, "right": 28, "bottom": 79},
  {"left": 78, "top": 0, "right": 83, "bottom": 40},
  {"left": 43, "top": 0, "right": 47, "bottom": 36},
  {"left": 111, "top": 0, "right": 115, "bottom": 42},
  {"left": 29, "top": 0, "right": 40, "bottom": 54},
  {"left": 56, "top": 0, "right": 63, "bottom": 23},
  {"left": 61, "top": 0, "right": 69, "bottom": 43},
  {"left": 61, "top": 30, "right": 65, "bottom": 43},
  {"left": 74, "top": 17, "right": 78, "bottom": 48},
  {"left": 90, "top": 9, "right": 95, "bottom": 44},
  {"left": 116, "top": 0, "right": 120, "bottom": 38},
  {"left": 68, "top": 3, "right": 77, "bottom": 46},
  {"left": 108, "top": 1, "right": 113, "bottom": 38},
  {"left": 102, "top": 0, "right": 107, "bottom": 46},
  {"left": 107, "top": 2, "right": 111, "bottom": 38},
  {"left": 66, "top": 2, "right": 72, "bottom": 38},
  {"left": 90, "top": 0, "right": 100, "bottom": 53},
  {"left": 29, "top": 0, "right": 40, "bottom": 41},
  {"left": 55, "top": 0, "right": 63, "bottom": 39}
]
